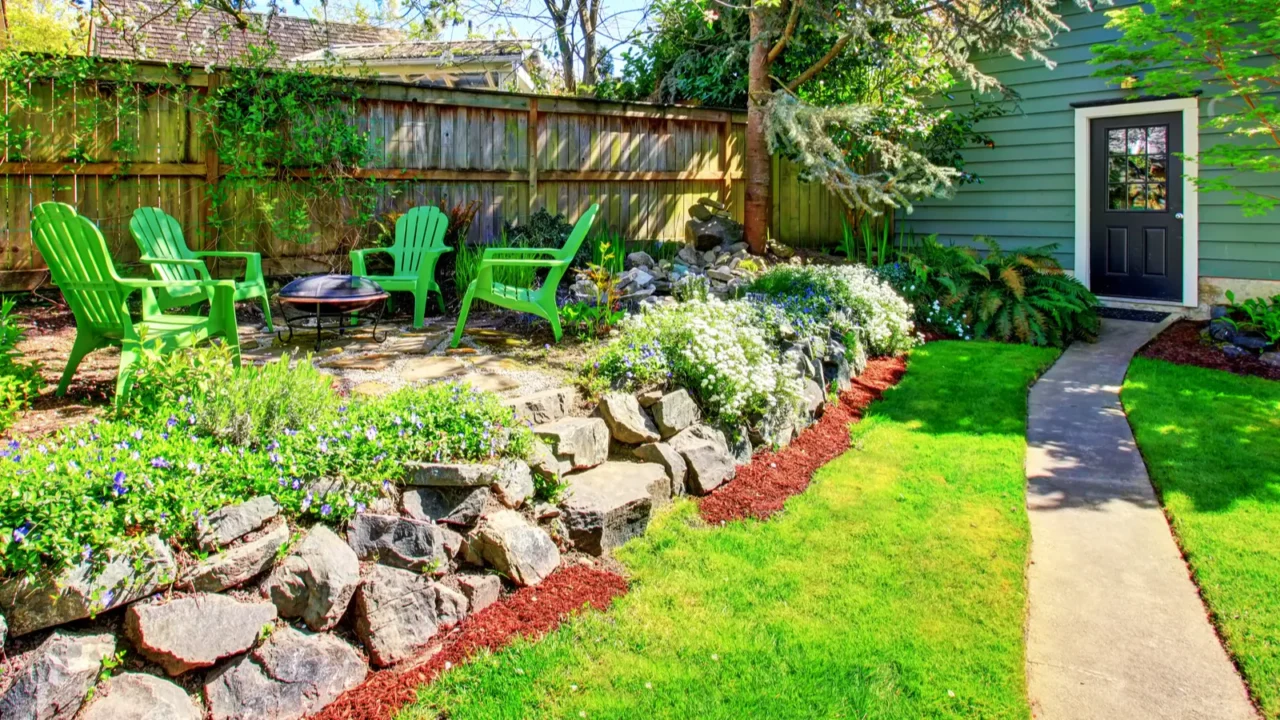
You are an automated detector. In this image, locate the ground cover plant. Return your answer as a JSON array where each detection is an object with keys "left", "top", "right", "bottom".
[
  {"left": 0, "top": 297, "right": 43, "bottom": 434},
  {"left": 404, "top": 341, "right": 1059, "bottom": 719},
  {"left": 0, "top": 345, "right": 529, "bottom": 583},
  {"left": 1123, "top": 358, "right": 1280, "bottom": 717}
]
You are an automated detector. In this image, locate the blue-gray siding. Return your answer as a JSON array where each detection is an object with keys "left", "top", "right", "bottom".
[{"left": 904, "top": 3, "right": 1280, "bottom": 281}]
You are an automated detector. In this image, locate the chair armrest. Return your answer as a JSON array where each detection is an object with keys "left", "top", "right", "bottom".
[
  {"left": 192, "top": 251, "right": 262, "bottom": 282},
  {"left": 481, "top": 247, "right": 558, "bottom": 260},
  {"left": 119, "top": 278, "right": 235, "bottom": 291},
  {"left": 351, "top": 247, "right": 397, "bottom": 260},
  {"left": 478, "top": 258, "right": 565, "bottom": 272},
  {"left": 139, "top": 256, "right": 211, "bottom": 281}
]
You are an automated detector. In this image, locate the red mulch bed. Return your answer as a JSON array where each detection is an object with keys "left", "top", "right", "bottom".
[
  {"left": 312, "top": 565, "right": 627, "bottom": 720},
  {"left": 1140, "top": 319, "right": 1280, "bottom": 382},
  {"left": 699, "top": 356, "right": 907, "bottom": 525},
  {"left": 314, "top": 356, "right": 907, "bottom": 719}
]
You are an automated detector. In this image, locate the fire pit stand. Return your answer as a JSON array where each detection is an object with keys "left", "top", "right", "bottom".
[{"left": 275, "top": 275, "right": 391, "bottom": 351}]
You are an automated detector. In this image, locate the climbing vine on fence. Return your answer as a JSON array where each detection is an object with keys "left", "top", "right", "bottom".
[{"left": 0, "top": 47, "right": 388, "bottom": 250}]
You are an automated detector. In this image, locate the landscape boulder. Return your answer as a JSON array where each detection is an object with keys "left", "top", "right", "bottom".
[
  {"left": 435, "top": 584, "right": 469, "bottom": 629},
  {"left": 205, "top": 626, "right": 366, "bottom": 720},
  {"left": 79, "top": 673, "right": 202, "bottom": 720},
  {"left": 183, "top": 521, "right": 290, "bottom": 593},
  {"left": 598, "top": 392, "right": 661, "bottom": 444},
  {"left": 353, "top": 564, "right": 441, "bottom": 667},
  {"left": 197, "top": 496, "right": 281, "bottom": 550},
  {"left": 264, "top": 526, "right": 361, "bottom": 631},
  {"left": 492, "top": 458, "right": 535, "bottom": 508},
  {"left": 347, "top": 513, "right": 450, "bottom": 574},
  {"left": 634, "top": 442, "right": 688, "bottom": 498},
  {"left": 534, "top": 417, "right": 610, "bottom": 472},
  {"left": 0, "top": 630, "right": 116, "bottom": 719},
  {"left": 559, "top": 462, "right": 664, "bottom": 555},
  {"left": 404, "top": 462, "right": 499, "bottom": 487},
  {"left": 401, "top": 486, "right": 489, "bottom": 527},
  {"left": 0, "top": 535, "right": 175, "bottom": 637},
  {"left": 471, "top": 510, "right": 561, "bottom": 586},
  {"left": 504, "top": 386, "right": 580, "bottom": 424},
  {"left": 650, "top": 389, "right": 698, "bottom": 438},
  {"left": 458, "top": 574, "right": 502, "bottom": 614},
  {"left": 125, "top": 593, "right": 277, "bottom": 676},
  {"left": 668, "top": 425, "right": 736, "bottom": 495}
]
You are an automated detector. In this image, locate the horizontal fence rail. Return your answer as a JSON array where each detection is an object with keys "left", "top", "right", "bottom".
[{"left": 0, "top": 62, "right": 844, "bottom": 291}]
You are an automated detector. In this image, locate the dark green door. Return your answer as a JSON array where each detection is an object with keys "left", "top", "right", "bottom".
[{"left": 1089, "top": 113, "right": 1183, "bottom": 301}]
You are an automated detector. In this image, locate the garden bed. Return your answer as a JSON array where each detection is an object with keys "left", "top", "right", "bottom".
[{"left": 1140, "top": 320, "right": 1280, "bottom": 382}]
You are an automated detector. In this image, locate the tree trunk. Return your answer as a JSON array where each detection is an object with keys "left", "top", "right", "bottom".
[
  {"left": 744, "top": 7, "right": 772, "bottom": 255},
  {"left": 545, "top": 0, "right": 576, "bottom": 93},
  {"left": 577, "top": 0, "right": 600, "bottom": 88}
]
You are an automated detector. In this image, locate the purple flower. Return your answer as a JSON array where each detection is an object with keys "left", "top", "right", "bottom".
[
  {"left": 150, "top": 457, "right": 171, "bottom": 469},
  {"left": 132, "top": 429, "right": 143, "bottom": 441},
  {"left": 267, "top": 440, "right": 280, "bottom": 451},
  {"left": 166, "top": 416, "right": 178, "bottom": 428},
  {"left": 291, "top": 478, "right": 301, "bottom": 490},
  {"left": 12, "top": 521, "right": 32, "bottom": 543},
  {"left": 187, "top": 415, "right": 196, "bottom": 425},
  {"left": 365, "top": 426, "right": 377, "bottom": 441},
  {"left": 111, "top": 471, "right": 128, "bottom": 496},
  {"left": 320, "top": 503, "right": 332, "bottom": 516},
  {"left": 356, "top": 502, "right": 367, "bottom": 513},
  {"left": 81, "top": 545, "right": 92, "bottom": 561},
  {"left": 318, "top": 438, "right": 330, "bottom": 453},
  {"left": 284, "top": 428, "right": 298, "bottom": 436},
  {"left": 269, "top": 452, "right": 281, "bottom": 465}
]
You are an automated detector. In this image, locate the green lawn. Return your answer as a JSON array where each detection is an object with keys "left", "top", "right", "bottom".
[
  {"left": 1123, "top": 358, "right": 1280, "bottom": 718},
  {"left": 402, "top": 342, "right": 1059, "bottom": 720}
]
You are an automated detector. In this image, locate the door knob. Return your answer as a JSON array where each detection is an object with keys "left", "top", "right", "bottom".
[{"left": 1175, "top": 212, "right": 1185, "bottom": 219}]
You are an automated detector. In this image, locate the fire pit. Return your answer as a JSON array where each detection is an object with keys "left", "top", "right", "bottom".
[{"left": 276, "top": 274, "right": 390, "bottom": 350}]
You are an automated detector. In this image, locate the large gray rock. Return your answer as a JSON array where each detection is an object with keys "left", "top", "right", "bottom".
[
  {"left": 125, "top": 594, "right": 277, "bottom": 676},
  {"left": 353, "top": 564, "right": 440, "bottom": 667},
  {"left": 687, "top": 215, "right": 744, "bottom": 251},
  {"left": 492, "top": 458, "right": 534, "bottom": 508},
  {"left": 470, "top": 510, "right": 561, "bottom": 586},
  {"left": 560, "top": 463, "right": 664, "bottom": 555},
  {"left": 457, "top": 573, "right": 501, "bottom": 614},
  {"left": 802, "top": 378, "right": 825, "bottom": 417},
  {"left": 534, "top": 417, "right": 610, "bottom": 471},
  {"left": 526, "top": 437, "right": 562, "bottom": 483},
  {"left": 198, "top": 496, "right": 281, "bottom": 551},
  {"left": 668, "top": 425, "right": 736, "bottom": 495},
  {"left": 503, "top": 386, "right": 580, "bottom": 424},
  {"left": 78, "top": 672, "right": 201, "bottom": 720},
  {"left": 598, "top": 393, "right": 660, "bottom": 444},
  {"left": 634, "top": 442, "right": 688, "bottom": 499},
  {"left": 183, "top": 521, "right": 290, "bottom": 593},
  {"left": 650, "top": 389, "right": 698, "bottom": 438},
  {"left": 263, "top": 526, "right": 361, "bottom": 631},
  {"left": 0, "top": 630, "right": 116, "bottom": 719},
  {"left": 404, "top": 462, "right": 499, "bottom": 487},
  {"left": 434, "top": 583, "right": 469, "bottom": 629},
  {"left": 205, "top": 626, "right": 366, "bottom": 720},
  {"left": 402, "top": 486, "right": 489, "bottom": 527},
  {"left": 347, "top": 513, "right": 449, "bottom": 574},
  {"left": 0, "top": 535, "right": 175, "bottom": 637}
]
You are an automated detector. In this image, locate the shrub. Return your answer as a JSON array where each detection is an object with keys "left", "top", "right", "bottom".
[
  {"left": 0, "top": 364, "right": 528, "bottom": 582},
  {"left": 1223, "top": 290, "right": 1280, "bottom": 346},
  {"left": 749, "top": 264, "right": 916, "bottom": 356},
  {"left": 0, "top": 297, "right": 43, "bottom": 433},
  {"left": 883, "top": 236, "right": 1098, "bottom": 347},
  {"left": 586, "top": 298, "right": 804, "bottom": 428}
]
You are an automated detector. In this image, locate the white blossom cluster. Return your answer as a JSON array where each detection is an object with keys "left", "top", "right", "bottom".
[{"left": 801, "top": 265, "right": 916, "bottom": 356}]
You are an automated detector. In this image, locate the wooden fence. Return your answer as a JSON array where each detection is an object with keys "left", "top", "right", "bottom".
[{"left": 0, "top": 62, "right": 844, "bottom": 290}]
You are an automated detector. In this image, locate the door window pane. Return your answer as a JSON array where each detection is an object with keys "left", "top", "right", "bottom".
[
  {"left": 1147, "top": 126, "right": 1167, "bottom": 154},
  {"left": 1148, "top": 155, "right": 1167, "bottom": 182},
  {"left": 1147, "top": 183, "right": 1167, "bottom": 210},
  {"left": 1127, "top": 128, "right": 1146, "bottom": 154},
  {"left": 1104, "top": 123, "right": 1170, "bottom": 212},
  {"left": 1108, "top": 129, "right": 1127, "bottom": 153},
  {"left": 1128, "top": 183, "right": 1147, "bottom": 208},
  {"left": 1109, "top": 184, "right": 1128, "bottom": 209}
]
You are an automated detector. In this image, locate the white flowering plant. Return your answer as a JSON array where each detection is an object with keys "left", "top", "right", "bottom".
[
  {"left": 749, "top": 264, "right": 916, "bottom": 356},
  {"left": 586, "top": 298, "right": 806, "bottom": 428}
]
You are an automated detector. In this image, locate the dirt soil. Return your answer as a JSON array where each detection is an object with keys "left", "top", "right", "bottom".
[
  {"left": 311, "top": 564, "right": 628, "bottom": 720},
  {"left": 699, "top": 357, "right": 907, "bottom": 525},
  {"left": 1140, "top": 320, "right": 1280, "bottom": 382}
]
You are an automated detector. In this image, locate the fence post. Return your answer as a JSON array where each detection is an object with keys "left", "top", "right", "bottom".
[
  {"left": 201, "top": 72, "right": 221, "bottom": 256},
  {"left": 719, "top": 113, "right": 731, "bottom": 205},
  {"left": 527, "top": 97, "right": 539, "bottom": 213}
]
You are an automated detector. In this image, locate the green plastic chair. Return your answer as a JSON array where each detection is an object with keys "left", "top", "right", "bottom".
[
  {"left": 129, "top": 207, "right": 274, "bottom": 331},
  {"left": 451, "top": 204, "right": 598, "bottom": 348},
  {"left": 350, "top": 206, "right": 452, "bottom": 329},
  {"left": 32, "top": 202, "right": 240, "bottom": 405}
]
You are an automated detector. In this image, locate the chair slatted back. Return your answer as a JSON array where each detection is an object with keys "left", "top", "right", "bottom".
[
  {"left": 32, "top": 202, "right": 131, "bottom": 334},
  {"left": 395, "top": 206, "right": 449, "bottom": 277},
  {"left": 130, "top": 207, "right": 199, "bottom": 284},
  {"left": 540, "top": 204, "right": 599, "bottom": 294}
]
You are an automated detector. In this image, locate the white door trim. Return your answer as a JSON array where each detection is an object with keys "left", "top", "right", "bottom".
[{"left": 1073, "top": 97, "right": 1199, "bottom": 307}]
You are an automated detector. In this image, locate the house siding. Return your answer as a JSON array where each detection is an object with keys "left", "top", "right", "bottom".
[{"left": 904, "top": 2, "right": 1280, "bottom": 283}]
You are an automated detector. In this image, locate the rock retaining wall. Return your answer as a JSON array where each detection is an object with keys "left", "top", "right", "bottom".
[{"left": 0, "top": 342, "right": 861, "bottom": 719}]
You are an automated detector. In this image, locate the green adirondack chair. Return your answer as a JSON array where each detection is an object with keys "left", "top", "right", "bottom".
[
  {"left": 129, "top": 207, "right": 274, "bottom": 331},
  {"left": 451, "top": 204, "right": 598, "bottom": 348},
  {"left": 350, "top": 206, "right": 452, "bottom": 329},
  {"left": 32, "top": 202, "right": 240, "bottom": 405}
]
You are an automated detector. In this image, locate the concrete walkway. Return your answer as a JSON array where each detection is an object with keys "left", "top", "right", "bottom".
[{"left": 1025, "top": 318, "right": 1258, "bottom": 720}]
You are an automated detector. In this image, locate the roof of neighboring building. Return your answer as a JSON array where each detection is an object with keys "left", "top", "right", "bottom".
[
  {"left": 292, "top": 39, "right": 536, "bottom": 63},
  {"left": 91, "top": 6, "right": 399, "bottom": 66}
]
